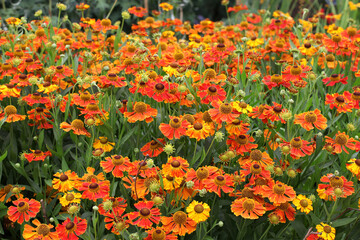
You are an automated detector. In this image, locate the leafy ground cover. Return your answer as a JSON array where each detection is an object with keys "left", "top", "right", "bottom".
[{"left": 1, "top": 1, "right": 360, "bottom": 239}]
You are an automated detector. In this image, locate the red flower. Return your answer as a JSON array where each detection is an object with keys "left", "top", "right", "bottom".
[
  {"left": 24, "top": 149, "right": 52, "bottom": 162},
  {"left": 203, "top": 173, "right": 234, "bottom": 197},
  {"left": 208, "top": 101, "right": 239, "bottom": 125},
  {"left": 325, "top": 131, "right": 357, "bottom": 154},
  {"left": 227, "top": 134, "right": 258, "bottom": 155},
  {"left": 197, "top": 83, "right": 226, "bottom": 104},
  {"left": 79, "top": 178, "right": 110, "bottom": 201},
  {"left": 127, "top": 201, "right": 161, "bottom": 229},
  {"left": 7, "top": 198, "right": 41, "bottom": 224},
  {"left": 261, "top": 181, "right": 296, "bottom": 204},
  {"left": 56, "top": 217, "right": 87, "bottom": 240},
  {"left": 128, "top": 6, "right": 148, "bottom": 17},
  {"left": 317, "top": 174, "right": 354, "bottom": 201},
  {"left": 141, "top": 138, "right": 166, "bottom": 157},
  {"left": 159, "top": 116, "right": 190, "bottom": 140},
  {"left": 322, "top": 74, "right": 348, "bottom": 86},
  {"left": 325, "top": 92, "right": 354, "bottom": 113},
  {"left": 100, "top": 155, "right": 132, "bottom": 178},
  {"left": 280, "top": 137, "right": 313, "bottom": 159}
]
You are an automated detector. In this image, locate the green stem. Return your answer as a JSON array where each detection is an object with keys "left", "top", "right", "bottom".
[
  {"left": 327, "top": 198, "right": 338, "bottom": 222},
  {"left": 259, "top": 224, "right": 271, "bottom": 240},
  {"left": 106, "top": 0, "right": 118, "bottom": 19}
]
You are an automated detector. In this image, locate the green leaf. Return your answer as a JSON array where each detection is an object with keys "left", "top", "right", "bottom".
[
  {"left": 332, "top": 217, "right": 357, "bottom": 227},
  {"left": 0, "top": 151, "right": 7, "bottom": 162}
]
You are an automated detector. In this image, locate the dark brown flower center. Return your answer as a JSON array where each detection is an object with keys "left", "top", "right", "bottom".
[
  {"left": 194, "top": 204, "right": 205, "bottom": 213},
  {"left": 196, "top": 167, "right": 209, "bottom": 179},
  {"left": 300, "top": 199, "right": 309, "bottom": 207},
  {"left": 193, "top": 122, "right": 203, "bottom": 130},
  {"left": 59, "top": 174, "right": 69, "bottom": 182},
  {"left": 140, "top": 208, "right": 151, "bottom": 217},
  {"left": 305, "top": 112, "right": 317, "bottom": 123},
  {"left": 219, "top": 103, "right": 232, "bottom": 114},
  {"left": 173, "top": 211, "right": 187, "bottom": 225},
  {"left": 242, "top": 199, "right": 255, "bottom": 210},
  {"left": 65, "top": 222, "right": 75, "bottom": 230},
  {"left": 134, "top": 102, "right": 147, "bottom": 113},
  {"left": 250, "top": 150, "right": 262, "bottom": 161},
  {"left": 335, "top": 134, "right": 348, "bottom": 145},
  {"left": 169, "top": 118, "right": 181, "bottom": 128},
  {"left": 290, "top": 137, "right": 303, "bottom": 149},
  {"left": 273, "top": 183, "right": 285, "bottom": 195}
]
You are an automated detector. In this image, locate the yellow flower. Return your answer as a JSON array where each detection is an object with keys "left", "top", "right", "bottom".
[
  {"left": 246, "top": 38, "right": 264, "bottom": 48},
  {"left": 316, "top": 223, "right": 335, "bottom": 240},
  {"left": 349, "top": 1, "right": 360, "bottom": 11},
  {"left": 59, "top": 192, "right": 82, "bottom": 207},
  {"left": 346, "top": 158, "right": 360, "bottom": 178},
  {"left": 186, "top": 200, "right": 210, "bottom": 223},
  {"left": 159, "top": 2, "right": 174, "bottom": 11},
  {"left": 93, "top": 137, "right": 115, "bottom": 152},
  {"left": 162, "top": 175, "right": 182, "bottom": 191},
  {"left": 292, "top": 194, "right": 313, "bottom": 214},
  {"left": 233, "top": 101, "right": 253, "bottom": 114},
  {"left": 6, "top": 17, "right": 21, "bottom": 26}
]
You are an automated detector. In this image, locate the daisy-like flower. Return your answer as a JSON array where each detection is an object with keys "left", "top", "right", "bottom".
[
  {"left": 203, "top": 173, "right": 234, "bottom": 197},
  {"left": 128, "top": 6, "right": 148, "bottom": 17},
  {"left": 227, "top": 134, "right": 258, "bottom": 155},
  {"left": 197, "top": 83, "right": 226, "bottom": 104},
  {"left": 159, "top": 116, "right": 190, "bottom": 140},
  {"left": 145, "top": 227, "right": 178, "bottom": 240},
  {"left": 59, "top": 192, "right": 82, "bottom": 207},
  {"left": 52, "top": 170, "right": 79, "bottom": 192},
  {"left": 0, "top": 105, "right": 26, "bottom": 123},
  {"left": 225, "top": 119, "right": 250, "bottom": 135},
  {"left": 316, "top": 223, "right": 336, "bottom": 240},
  {"left": 100, "top": 155, "right": 132, "bottom": 178},
  {"left": 186, "top": 200, "right": 210, "bottom": 223},
  {"left": 325, "top": 93, "right": 354, "bottom": 113},
  {"left": 322, "top": 73, "right": 348, "bottom": 86},
  {"left": 162, "top": 156, "right": 189, "bottom": 177},
  {"left": 124, "top": 102, "right": 158, "bottom": 123},
  {"left": 99, "top": 197, "right": 127, "bottom": 217},
  {"left": 231, "top": 197, "right": 266, "bottom": 219},
  {"left": 93, "top": 137, "right": 115, "bottom": 152},
  {"left": 186, "top": 121, "right": 212, "bottom": 141},
  {"left": 56, "top": 217, "right": 87, "bottom": 240},
  {"left": 293, "top": 195, "right": 313, "bottom": 214},
  {"left": 261, "top": 180, "right": 296, "bottom": 204},
  {"left": 60, "top": 119, "right": 91, "bottom": 137},
  {"left": 263, "top": 102, "right": 287, "bottom": 123},
  {"left": 317, "top": 174, "right": 354, "bottom": 201},
  {"left": 272, "top": 202, "right": 296, "bottom": 223},
  {"left": 161, "top": 211, "right": 197, "bottom": 236},
  {"left": 208, "top": 101, "right": 240, "bottom": 125},
  {"left": 346, "top": 158, "right": 360, "bottom": 179},
  {"left": 79, "top": 178, "right": 110, "bottom": 201},
  {"left": 127, "top": 201, "right": 161, "bottom": 229},
  {"left": 294, "top": 109, "right": 327, "bottom": 131},
  {"left": 24, "top": 149, "right": 52, "bottom": 162},
  {"left": 325, "top": 131, "right": 357, "bottom": 154},
  {"left": 23, "top": 219, "right": 58, "bottom": 240},
  {"left": 7, "top": 198, "right": 41, "bottom": 224},
  {"left": 281, "top": 137, "right": 313, "bottom": 159},
  {"left": 241, "top": 149, "right": 274, "bottom": 167},
  {"left": 141, "top": 138, "right": 165, "bottom": 157},
  {"left": 233, "top": 101, "right": 253, "bottom": 114},
  {"left": 0, "top": 184, "right": 25, "bottom": 202}
]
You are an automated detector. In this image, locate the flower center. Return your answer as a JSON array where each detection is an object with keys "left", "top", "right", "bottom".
[
  {"left": 17, "top": 201, "right": 29, "bottom": 212},
  {"left": 86, "top": 103, "right": 99, "bottom": 111},
  {"left": 290, "top": 65, "right": 302, "bottom": 76},
  {"left": 71, "top": 119, "right": 85, "bottom": 129},
  {"left": 150, "top": 140, "right": 161, "bottom": 150},
  {"left": 169, "top": 118, "right": 181, "bottom": 128},
  {"left": 34, "top": 150, "right": 42, "bottom": 156},
  {"left": 330, "top": 176, "right": 344, "bottom": 188},
  {"left": 273, "top": 183, "right": 285, "bottom": 195},
  {"left": 101, "top": 19, "right": 111, "bottom": 27},
  {"left": 250, "top": 150, "right": 262, "bottom": 161},
  {"left": 145, "top": 17, "right": 155, "bottom": 24},
  {"left": 182, "top": 114, "right": 195, "bottom": 124},
  {"left": 300, "top": 199, "right": 308, "bottom": 207},
  {"left": 4, "top": 105, "right": 17, "bottom": 115},
  {"left": 250, "top": 164, "right": 262, "bottom": 174},
  {"left": 323, "top": 226, "right": 332, "bottom": 233},
  {"left": 171, "top": 160, "right": 181, "bottom": 168},
  {"left": 330, "top": 74, "right": 340, "bottom": 82},
  {"left": 56, "top": 66, "right": 64, "bottom": 73},
  {"left": 352, "top": 92, "right": 360, "bottom": 100},
  {"left": 107, "top": 73, "right": 117, "bottom": 81},
  {"left": 215, "top": 175, "right": 226, "bottom": 186},
  {"left": 152, "top": 229, "right": 166, "bottom": 240},
  {"left": 355, "top": 159, "right": 360, "bottom": 166},
  {"left": 134, "top": 102, "right": 147, "bottom": 113},
  {"left": 65, "top": 222, "right": 75, "bottom": 231},
  {"left": 174, "top": 52, "right": 184, "bottom": 61},
  {"left": 335, "top": 96, "right": 345, "bottom": 103},
  {"left": 332, "top": 35, "right": 342, "bottom": 43},
  {"left": 335, "top": 134, "right": 348, "bottom": 145},
  {"left": 271, "top": 74, "right": 282, "bottom": 84},
  {"left": 32, "top": 92, "right": 42, "bottom": 100},
  {"left": 208, "top": 86, "right": 217, "bottom": 94},
  {"left": 194, "top": 204, "right": 204, "bottom": 213},
  {"left": 89, "top": 182, "right": 99, "bottom": 191},
  {"left": 65, "top": 193, "right": 75, "bottom": 201},
  {"left": 290, "top": 138, "right": 303, "bottom": 149},
  {"left": 59, "top": 174, "right": 69, "bottom": 182},
  {"left": 173, "top": 211, "right": 187, "bottom": 225},
  {"left": 219, "top": 103, "right": 232, "bottom": 114},
  {"left": 196, "top": 167, "right": 209, "bottom": 179},
  {"left": 155, "top": 83, "right": 165, "bottom": 91},
  {"left": 36, "top": 224, "right": 50, "bottom": 236},
  {"left": 193, "top": 122, "right": 203, "bottom": 130},
  {"left": 236, "top": 135, "right": 248, "bottom": 145},
  {"left": 80, "top": 92, "right": 91, "bottom": 101},
  {"left": 239, "top": 102, "right": 248, "bottom": 108},
  {"left": 273, "top": 106, "right": 282, "bottom": 113},
  {"left": 204, "top": 69, "right": 216, "bottom": 79},
  {"left": 241, "top": 188, "right": 254, "bottom": 198},
  {"left": 231, "top": 119, "right": 241, "bottom": 125},
  {"left": 304, "top": 43, "right": 311, "bottom": 48},
  {"left": 140, "top": 208, "right": 151, "bottom": 217},
  {"left": 347, "top": 27, "right": 356, "bottom": 36},
  {"left": 242, "top": 199, "right": 255, "bottom": 211},
  {"left": 112, "top": 155, "right": 125, "bottom": 166},
  {"left": 305, "top": 112, "right": 317, "bottom": 123},
  {"left": 2, "top": 63, "right": 12, "bottom": 70}
]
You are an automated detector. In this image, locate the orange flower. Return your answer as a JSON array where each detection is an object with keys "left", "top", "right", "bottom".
[
  {"left": 186, "top": 166, "right": 219, "bottom": 190},
  {"left": 227, "top": 134, "right": 258, "bottom": 155},
  {"left": 241, "top": 149, "right": 274, "bottom": 167},
  {"left": 159, "top": 116, "right": 190, "bottom": 140},
  {"left": 100, "top": 155, "right": 132, "bottom": 178},
  {"left": 141, "top": 138, "right": 165, "bottom": 157},
  {"left": 197, "top": 83, "right": 226, "bottom": 104},
  {"left": 261, "top": 181, "right": 296, "bottom": 204},
  {"left": 60, "top": 119, "right": 91, "bottom": 137},
  {"left": 294, "top": 109, "right": 327, "bottom": 131},
  {"left": 24, "top": 149, "right": 52, "bottom": 162},
  {"left": 225, "top": 119, "right": 250, "bottom": 135},
  {"left": 124, "top": 102, "right": 158, "bottom": 123},
  {"left": 346, "top": 158, "right": 360, "bottom": 179},
  {"left": 128, "top": 6, "right": 148, "bottom": 17},
  {"left": 162, "top": 156, "right": 189, "bottom": 177},
  {"left": 272, "top": 202, "right": 296, "bottom": 223},
  {"left": 93, "top": 137, "right": 115, "bottom": 152},
  {"left": 161, "top": 211, "right": 197, "bottom": 236},
  {"left": 317, "top": 174, "right": 354, "bottom": 201},
  {"left": 99, "top": 197, "right": 127, "bottom": 217},
  {"left": 56, "top": 217, "right": 87, "bottom": 240},
  {"left": 231, "top": 197, "right": 266, "bottom": 219},
  {"left": 203, "top": 173, "right": 234, "bottom": 197},
  {"left": 7, "top": 198, "right": 41, "bottom": 224},
  {"left": 186, "top": 121, "right": 212, "bottom": 141},
  {"left": 325, "top": 131, "right": 357, "bottom": 154},
  {"left": 23, "top": 219, "right": 58, "bottom": 240},
  {"left": 325, "top": 92, "right": 354, "bottom": 113},
  {"left": 208, "top": 101, "right": 239, "bottom": 125},
  {"left": 79, "top": 178, "right": 110, "bottom": 201},
  {"left": 0, "top": 184, "right": 25, "bottom": 202},
  {"left": 0, "top": 105, "right": 26, "bottom": 123},
  {"left": 127, "top": 201, "right": 161, "bottom": 229},
  {"left": 145, "top": 227, "right": 178, "bottom": 240},
  {"left": 52, "top": 170, "right": 79, "bottom": 192},
  {"left": 280, "top": 137, "right": 313, "bottom": 159}
]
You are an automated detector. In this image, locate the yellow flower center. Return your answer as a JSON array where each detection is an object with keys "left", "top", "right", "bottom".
[
  {"left": 112, "top": 155, "right": 125, "bottom": 166},
  {"left": 99, "top": 137, "right": 108, "bottom": 144},
  {"left": 329, "top": 176, "right": 344, "bottom": 188},
  {"left": 134, "top": 102, "right": 147, "bottom": 113},
  {"left": 4, "top": 105, "right": 17, "bottom": 115},
  {"left": 305, "top": 112, "right": 317, "bottom": 123},
  {"left": 65, "top": 193, "right": 75, "bottom": 201},
  {"left": 80, "top": 92, "right": 91, "bottom": 101},
  {"left": 290, "top": 65, "right": 302, "bottom": 76},
  {"left": 250, "top": 164, "right": 262, "bottom": 174},
  {"left": 56, "top": 66, "right": 64, "bottom": 74},
  {"left": 250, "top": 150, "right": 262, "bottom": 161},
  {"left": 236, "top": 135, "right": 248, "bottom": 145},
  {"left": 174, "top": 52, "right": 184, "bottom": 61},
  {"left": 194, "top": 204, "right": 205, "bottom": 213},
  {"left": 242, "top": 199, "right": 255, "bottom": 211},
  {"left": 169, "top": 118, "right": 181, "bottom": 128},
  {"left": 271, "top": 74, "right": 282, "bottom": 84},
  {"left": 335, "top": 134, "right": 348, "bottom": 145},
  {"left": 71, "top": 119, "right": 85, "bottom": 129},
  {"left": 219, "top": 103, "right": 232, "bottom": 114},
  {"left": 332, "top": 35, "right": 342, "bottom": 43},
  {"left": 196, "top": 167, "right": 209, "bottom": 180},
  {"left": 290, "top": 137, "right": 303, "bottom": 149},
  {"left": 36, "top": 224, "right": 50, "bottom": 236},
  {"left": 86, "top": 103, "right": 99, "bottom": 111},
  {"left": 204, "top": 69, "right": 216, "bottom": 79},
  {"left": 273, "top": 183, "right": 285, "bottom": 195},
  {"left": 17, "top": 201, "right": 29, "bottom": 213},
  {"left": 173, "top": 211, "right": 187, "bottom": 225},
  {"left": 152, "top": 229, "right": 166, "bottom": 240},
  {"left": 101, "top": 19, "right": 111, "bottom": 27},
  {"left": 323, "top": 226, "right": 332, "bottom": 233},
  {"left": 182, "top": 114, "right": 195, "bottom": 124},
  {"left": 330, "top": 74, "right": 340, "bottom": 82},
  {"left": 145, "top": 17, "right": 155, "bottom": 24},
  {"left": 300, "top": 199, "right": 309, "bottom": 207},
  {"left": 214, "top": 175, "right": 226, "bottom": 186}
]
